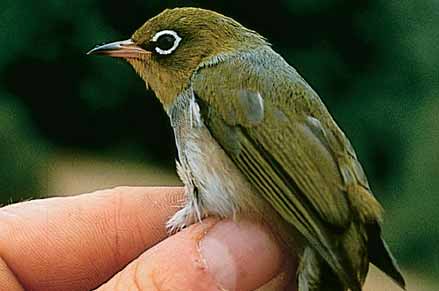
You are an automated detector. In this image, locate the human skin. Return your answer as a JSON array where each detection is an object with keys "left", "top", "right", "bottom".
[{"left": 0, "top": 187, "right": 296, "bottom": 290}]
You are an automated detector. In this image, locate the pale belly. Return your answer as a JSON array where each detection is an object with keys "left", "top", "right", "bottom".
[{"left": 167, "top": 123, "right": 256, "bottom": 231}]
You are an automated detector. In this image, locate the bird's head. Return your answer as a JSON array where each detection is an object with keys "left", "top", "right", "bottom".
[{"left": 88, "top": 7, "right": 267, "bottom": 108}]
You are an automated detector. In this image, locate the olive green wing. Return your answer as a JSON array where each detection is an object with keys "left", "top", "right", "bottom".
[{"left": 192, "top": 65, "right": 370, "bottom": 291}]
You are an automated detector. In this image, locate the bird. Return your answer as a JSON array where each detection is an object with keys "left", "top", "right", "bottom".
[{"left": 88, "top": 7, "right": 406, "bottom": 291}]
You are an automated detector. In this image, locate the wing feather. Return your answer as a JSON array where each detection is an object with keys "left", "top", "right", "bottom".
[{"left": 199, "top": 102, "right": 360, "bottom": 289}]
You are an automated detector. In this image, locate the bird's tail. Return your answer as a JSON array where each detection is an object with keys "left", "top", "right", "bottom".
[{"left": 366, "top": 222, "right": 406, "bottom": 290}]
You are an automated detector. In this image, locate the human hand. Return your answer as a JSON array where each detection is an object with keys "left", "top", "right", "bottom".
[{"left": 0, "top": 187, "right": 296, "bottom": 291}]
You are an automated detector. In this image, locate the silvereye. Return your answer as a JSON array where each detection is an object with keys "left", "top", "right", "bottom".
[{"left": 88, "top": 7, "right": 406, "bottom": 291}]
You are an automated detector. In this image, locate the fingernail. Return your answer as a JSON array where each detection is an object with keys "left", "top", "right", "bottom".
[{"left": 199, "top": 220, "right": 282, "bottom": 291}]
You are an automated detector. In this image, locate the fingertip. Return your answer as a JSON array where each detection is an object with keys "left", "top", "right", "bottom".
[
  {"left": 199, "top": 220, "right": 284, "bottom": 291},
  {"left": 103, "top": 219, "right": 288, "bottom": 291}
]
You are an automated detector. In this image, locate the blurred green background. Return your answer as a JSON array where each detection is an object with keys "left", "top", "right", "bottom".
[{"left": 0, "top": 0, "right": 437, "bottom": 288}]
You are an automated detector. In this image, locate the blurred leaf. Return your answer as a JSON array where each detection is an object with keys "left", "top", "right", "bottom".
[{"left": 0, "top": 94, "right": 50, "bottom": 202}]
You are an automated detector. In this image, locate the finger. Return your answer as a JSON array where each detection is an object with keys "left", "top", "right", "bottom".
[
  {"left": 97, "top": 219, "right": 296, "bottom": 291},
  {"left": 256, "top": 261, "right": 297, "bottom": 291},
  {"left": 0, "top": 186, "right": 184, "bottom": 291},
  {"left": 0, "top": 257, "right": 24, "bottom": 291}
]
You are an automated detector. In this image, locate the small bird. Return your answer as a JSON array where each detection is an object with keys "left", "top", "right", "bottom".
[{"left": 88, "top": 8, "right": 405, "bottom": 291}]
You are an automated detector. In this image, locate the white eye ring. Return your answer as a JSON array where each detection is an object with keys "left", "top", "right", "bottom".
[{"left": 151, "top": 30, "right": 182, "bottom": 55}]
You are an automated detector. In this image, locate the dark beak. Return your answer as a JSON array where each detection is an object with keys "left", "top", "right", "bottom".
[{"left": 87, "top": 39, "right": 150, "bottom": 59}]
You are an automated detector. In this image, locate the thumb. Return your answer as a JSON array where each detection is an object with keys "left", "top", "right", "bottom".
[{"left": 96, "top": 219, "right": 295, "bottom": 291}]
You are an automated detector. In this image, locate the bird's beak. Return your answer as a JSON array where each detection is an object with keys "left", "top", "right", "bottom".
[{"left": 87, "top": 39, "right": 150, "bottom": 59}]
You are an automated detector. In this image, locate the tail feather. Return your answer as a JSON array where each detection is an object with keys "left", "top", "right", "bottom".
[{"left": 367, "top": 223, "right": 406, "bottom": 290}]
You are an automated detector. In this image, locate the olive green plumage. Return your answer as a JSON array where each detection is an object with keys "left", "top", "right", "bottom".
[{"left": 89, "top": 7, "right": 406, "bottom": 291}]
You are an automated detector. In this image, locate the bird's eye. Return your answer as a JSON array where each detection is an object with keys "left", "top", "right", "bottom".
[
  {"left": 151, "top": 30, "right": 182, "bottom": 55},
  {"left": 157, "top": 35, "right": 175, "bottom": 51}
]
